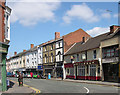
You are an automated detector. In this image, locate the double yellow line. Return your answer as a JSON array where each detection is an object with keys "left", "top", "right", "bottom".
[{"left": 10, "top": 80, "right": 41, "bottom": 93}]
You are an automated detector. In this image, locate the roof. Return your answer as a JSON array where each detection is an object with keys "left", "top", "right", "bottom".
[{"left": 65, "top": 32, "right": 109, "bottom": 55}]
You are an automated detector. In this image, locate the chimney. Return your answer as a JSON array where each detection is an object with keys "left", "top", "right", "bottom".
[
  {"left": 31, "top": 44, "right": 34, "bottom": 49},
  {"left": 14, "top": 52, "right": 17, "bottom": 55},
  {"left": 110, "top": 25, "right": 120, "bottom": 33},
  {"left": 23, "top": 50, "right": 26, "bottom": 52},
  {"left": 55, "top": 32, "right": 60, "bottom": 40}
]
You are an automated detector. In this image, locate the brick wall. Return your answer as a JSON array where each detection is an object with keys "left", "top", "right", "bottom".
[
  {"left": 0, "top": 0, "right": 5, "bottom": 42},
  {"left": 63, "top": 28, "right": 91, "bottom": 52}
]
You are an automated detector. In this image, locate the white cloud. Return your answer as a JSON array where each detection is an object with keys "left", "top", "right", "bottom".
[
  {"left": 101, "top": 12, "right": 111, "bottom": 19},
  {"left": 113, "top": 13, "right": 120, "bottom": 18},
  {"left": 7, "top": 0, "right": 60, "bottom": 26},
  {"left": 86, "top": 27, "right": 109, "bottom": 37},
  {"left": 62, "top": 3, "right": 99, "bottom": 24}
]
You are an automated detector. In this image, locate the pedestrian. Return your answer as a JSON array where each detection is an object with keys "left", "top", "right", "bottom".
[{"left": 18, "top": 72, "right": 23, "bottom": 86}]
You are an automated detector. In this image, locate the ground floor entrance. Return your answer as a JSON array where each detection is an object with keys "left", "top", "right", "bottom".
[{"left": 103, "top": 63, "right": 119, "bottom": 82}]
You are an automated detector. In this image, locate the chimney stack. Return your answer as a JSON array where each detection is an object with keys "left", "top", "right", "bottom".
[
  {"left": 55, "top": 32, "right": 60, "bottom": 40},
  {"left": 23, "top": 50, "right": 26, "bottom": 52},
  {"left": 31, "top": 44, "right": 34, "bottom": 49},
  {"left": 14, "top": 52, "right": 17, "bottom": 55},
  {"left": 110, "top": 25, "right": 120, "bottom": 33}
]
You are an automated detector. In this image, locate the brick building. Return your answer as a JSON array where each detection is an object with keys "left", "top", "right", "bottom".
[{"left": 0, "top": 0, "right": 11, "bottom": 91}]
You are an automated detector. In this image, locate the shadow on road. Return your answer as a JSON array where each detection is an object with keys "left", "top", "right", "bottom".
[{"left": 7, "top": 81, "right": 14, "bottom": 90}]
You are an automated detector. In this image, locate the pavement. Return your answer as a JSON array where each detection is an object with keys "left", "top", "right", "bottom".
[
  {"left": 51, "top": 78, "right": 120, "bottom": 87},
  {"left": 1, "top": 80, "right": 35, "bottom": 94}
]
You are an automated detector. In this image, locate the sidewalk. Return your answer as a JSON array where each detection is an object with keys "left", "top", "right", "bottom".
[
  {"left": 2, "top": 81, "right": 34, "bottom": 94},
  {"left": 51, "top": 78, "right": 120, "bottom": 87}
]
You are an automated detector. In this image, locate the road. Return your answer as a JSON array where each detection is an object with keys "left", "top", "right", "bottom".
[{"left": 10, "top": 78, "right": 119, "bottom": 93}]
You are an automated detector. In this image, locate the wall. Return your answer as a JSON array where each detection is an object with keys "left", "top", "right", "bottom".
[{"left": 63, "top": 29, "right": 91, "bottom": 53}]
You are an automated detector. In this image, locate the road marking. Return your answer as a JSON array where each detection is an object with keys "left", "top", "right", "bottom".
[
  {"left": 10, "top": 80, "right": 41, "bottom": 93},
  {"left": 84, "top": 87, "right": 89, "bottom": 93}
]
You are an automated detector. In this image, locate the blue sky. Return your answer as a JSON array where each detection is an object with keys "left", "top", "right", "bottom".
[{"left": 7, "top": 1, "right": 118, "bottom": 57}]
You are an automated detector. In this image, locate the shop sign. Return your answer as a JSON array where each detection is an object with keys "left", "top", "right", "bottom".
[
  {"left": 38, "top": 65, "right": 43, "bottom": 70},
  {"left": 102, "top": 57, "right": 119, "bottom": 63},
  {"left": 0, "top": 47, "right": 7, "bottom": 53}
]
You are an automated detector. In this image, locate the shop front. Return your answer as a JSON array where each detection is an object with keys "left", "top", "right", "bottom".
[
  {"left": 55, "top": 61, "right": 63, "bottom": 78},
  {"left": 0, "top": 43, "right": 9, "bottom": 91},
  {"left": 102, "top": 57, "right": 119, "bottom": 82},
  {"left": 76, "top": 60, "right": 101, "bottom": 81},
  {"left": 64, "top": 63, "right": 75, "bottom": 79},
  {"left": 43, "top": 64, "right": 55, "bottom": 77}
]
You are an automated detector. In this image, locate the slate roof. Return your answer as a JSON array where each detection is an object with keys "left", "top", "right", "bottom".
[{"left": 65, "top": 32, "right": 109, "bottom": 55}]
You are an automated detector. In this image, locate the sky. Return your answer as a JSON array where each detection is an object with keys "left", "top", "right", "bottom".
[{"left": 6, "top": 0, "right": 119, "bottom": 58}]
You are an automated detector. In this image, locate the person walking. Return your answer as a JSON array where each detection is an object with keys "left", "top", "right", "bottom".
[{"left": 18, "top": 72, "right": 23, "bottom": 86}]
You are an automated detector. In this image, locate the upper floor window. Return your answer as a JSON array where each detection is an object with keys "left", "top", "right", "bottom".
[
  {"left": 81, "top": 53, "right": 86, "bottom": 60},
  {"left": 77, "top": 54, "right": 79, "bottom": 61},
  {"left": 45, "top": 54, "right": 47, "bottom": 63},
  {"left": 93, "top": 50, "right": 96, "bottom": 59},
  {"left": 102, "top": 46, "right": 119, "bottom": 58},
  {"left": 51, "top": 44, "right": 53, "bottom": 50},
  {"left": 58, "top": 42, "right": 61, "bottom": 48},
  {"left": 51, "top": 53, "right": 53, "bottom": 62},
  {"left": 45, "top": 46, "right": 47, "bottom": 51},
  {"left": 58, "top": 51, "right": 61, "bottom": 61}
]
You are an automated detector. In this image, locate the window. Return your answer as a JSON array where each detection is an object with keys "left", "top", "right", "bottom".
[
  {"left": 93, "top": 50, "right": 96, "bottom": 59},
  {"left": 66, "top": 68, "right": 70, "bottom": 75},
  {"left": 51, "top": 53, "right": 53, "bottom": 62},
  {"left": 45, "top": 54, "right": 47, "bottom": 63},
  {"left": 45, "top": 46, "right": 47, "bottom": 51},
  {"left": 51, "top": 44, "right": 53, "bottom": 50},
  {"left": 27, "top": 59, "right": 29, "bottom": 63},
  {"left": 20, "top": 61, "right": 21, "bottom": 64},
  {"left": 77, "top": 54, "right": 79, "bottom": 61},
  {"left": 81, "top": 53, "right": 86, "bottom": 60},
  {"left": 58, "top": 51, "right": 61, "bottom": 61},
  {"left": 58, "top": 42, "right": 61, "bottom": 48},
  {"left": 78, "top": 65, "right": 85, "bottom": 76},
  {"left": 90, "top": 64, "right": 96, "bottom": 76}
]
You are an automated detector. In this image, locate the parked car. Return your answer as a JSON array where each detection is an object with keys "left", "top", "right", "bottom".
[
  {"left": 27, "top": 74, "right": 32, "bottom": 78},
  {"left": 7, "top": 72, "right": 13, "bottom": 77}
]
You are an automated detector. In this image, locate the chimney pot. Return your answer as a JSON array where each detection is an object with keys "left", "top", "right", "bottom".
[
  {"left": 14, "top": 52, "right": 17, "bottom": 55},
  {"left": 55, "top": 32, "right": 60, "bottom": 40},
  {"left": 31, "top": 44, "right": 34, "bottom": 48},
  {"left": 23, "top": 50, "right": 26, "bottom": 52},
  {"left": 110, "top": 25, "right": 120, "bottom": 33}
]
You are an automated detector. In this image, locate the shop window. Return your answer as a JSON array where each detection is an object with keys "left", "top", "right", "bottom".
[
  {"left": 86, "top": 65, "right": 89, "bottom": 74},
  {"left": 78, "top": 65, "right": 85, "bottom": 76},
  {"left": 90, "top": 64, "right": 96, "bottom": 76},
  {"left": 66, "top": 68, "right": 70, "bottom": 75}
]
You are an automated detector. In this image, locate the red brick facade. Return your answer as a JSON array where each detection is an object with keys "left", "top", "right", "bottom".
[
  {"left": 63, "top": 28, "right": 91, "bottom": 52},
  {"left": 0, "top": 0, "right": 5, "bottom": 42}
]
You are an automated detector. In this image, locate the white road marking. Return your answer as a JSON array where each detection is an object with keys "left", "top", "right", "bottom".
[{"left": 84, "top": 87, "right": 89, "bottom": 93}]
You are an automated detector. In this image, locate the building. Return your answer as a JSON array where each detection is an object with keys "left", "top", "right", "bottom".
[
  {"left": 37, "top": 44, "right": 43, "bottom": 75},
  {"left": 25, "top": 44, "right": 38, "bottom": 75},
  {"left": 64, "top": 32, "right": 109, "bottom": 80},
  {"left": 101, "top": 25, "right": 120, "bottom": 82},
  {"left": 64, "top": 25, "right": 120, "bottom": 82},
  {"left": 0, "top": 0, "right": 11, "bottom": 91},
  {"left": 43, "top": 28, "right": 91, "bottom": 78}
]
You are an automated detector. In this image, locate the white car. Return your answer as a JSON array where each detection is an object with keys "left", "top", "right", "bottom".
[{"left": 27, "top": 74, "right": 32, "bottom": 78}]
